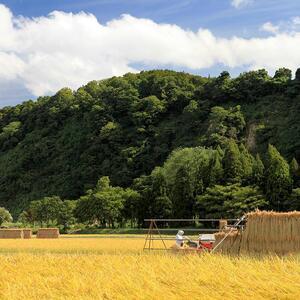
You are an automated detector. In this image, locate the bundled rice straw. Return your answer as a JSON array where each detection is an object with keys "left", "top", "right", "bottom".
[
  {"left": 23, "top": 229, "right": 32, "bottom": 239},
  {"left": 215, "top": 211, "right": 300, "bottom": 255},
  {"left": 219, "top": 220, "right": 228, "bottom": 230},
  {"left": 0, "top": 229, "right": 23, "bottom": 239},
  {"left": 37, "top": 228, "right": 60, "bottom": 239},
  {"left": 214, "top": 231, "right": 241, "bottom": 254},
  {"left": 239, "top": 210, "right": 300, "bottom": 255}
]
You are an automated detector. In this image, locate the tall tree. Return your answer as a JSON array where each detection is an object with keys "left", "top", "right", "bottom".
[
  {"left": 223, "top": 140, "right": 243, "bottom": 183},
  {"left": 197, "top": 184, "right": 267, "bottom": 218},
  {"left": 265, "top": 145, "right": 292, "bottom": 210},
  {"left": 239, "top": 144, "right": 254, "bottom": 184},
  {"left": 252, "top": 154, "right": 264, "bottom": 185},
  {"left": 0, "top": 207, "right": 12, "bottom": 226},
  {"left": 172, "top": 166, "right": 194, "bottom": 219},
  {"left": 290, "top": 158, "right": 300, "bottom": 188}
]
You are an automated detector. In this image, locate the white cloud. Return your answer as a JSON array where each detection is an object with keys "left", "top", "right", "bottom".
[
  {"left": 1, "top": 4, "right": 300, "bottom": 102},
  {"left": 260, "top": 22, "right": 279, "bottom": 34},
  {"left": 292, "top": 16, "right": 300, "bottom": 25},
  {"left": 231, "top": 0, "right": 252, "bottom": 9}
]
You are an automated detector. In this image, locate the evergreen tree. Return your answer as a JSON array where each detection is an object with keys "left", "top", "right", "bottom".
[
  {"left": 172, "top": 166, "right": 194, "bottom": 219},
  {"left": 239, "top": 143, "right": 254, "bottom": 184},
  {"left": 290, "top": 158, "right": 300, "bottom": 187},
  {"left": 207, "top": 151, "right": 224, "bottom": 186},
  {"left": 223, "top": 140, "right": 243, "bottom": 183},
  {"left": 265, "top": 145, "right": 292, "bottom": 210},
  {"left": 197, "top": 184, "right": 267, "bottom": 218},
  {"left": 252, "top": 154, "right": 264, "bottom": 185},
  {"left": 216, "top": 145, "right": 224, "bottom": 158},
  {"left": 288, "top": 188, "right": 300, "bottom": 211}
]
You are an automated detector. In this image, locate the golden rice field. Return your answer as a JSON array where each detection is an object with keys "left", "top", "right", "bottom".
[{"left": 0, "top": 236, "right": 299, "bottom": 300}]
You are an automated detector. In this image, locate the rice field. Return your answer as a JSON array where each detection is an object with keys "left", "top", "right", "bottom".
[{"left": 0, "top": 235, "right": 299, "bottom": 299}]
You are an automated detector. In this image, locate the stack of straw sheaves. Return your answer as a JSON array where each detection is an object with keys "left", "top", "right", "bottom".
[
  {"left": 240, "top": 211, "right": 300, "bottom": 255},
  {"left": 0, "top": 229, "right": 24, "bottom": 238},
  {"left": 214, "top": 230, "right": 241, "bottom": 255},
  {"left": 37, "top": 228, "right": 59, "bottom": 239},
  {"left": 215, "top": 211, "right": 300, "bottom": 255},
  {"left": 23, "top": 229, "right": 32, "bottom": 239}
]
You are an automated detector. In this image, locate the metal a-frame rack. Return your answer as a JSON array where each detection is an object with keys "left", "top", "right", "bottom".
[{"left": 143, "top": 218, "right": 241, "bottom": 251}]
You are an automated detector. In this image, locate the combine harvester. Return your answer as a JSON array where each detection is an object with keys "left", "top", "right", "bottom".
[{"left": 143, "top": 211, "right": 300, "bottom": 255}]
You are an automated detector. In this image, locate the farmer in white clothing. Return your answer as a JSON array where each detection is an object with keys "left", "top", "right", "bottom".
[{"left": 175, "top": 230, "right": 185, "bottom": 248}]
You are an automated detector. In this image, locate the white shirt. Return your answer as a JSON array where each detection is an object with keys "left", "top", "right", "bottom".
[{"left": 176, "top": 233, "right": 184, "bottom": 247}]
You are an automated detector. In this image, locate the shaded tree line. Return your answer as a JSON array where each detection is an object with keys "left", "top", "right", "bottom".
[
  {"left": 0, "top": 68, "right": 300, "bottom": 222},
  {"left": 18, "top": 141, "right": 300, "bottom": 228}
]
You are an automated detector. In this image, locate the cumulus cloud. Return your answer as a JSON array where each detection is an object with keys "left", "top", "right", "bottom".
[
  {"left": 260, "top": 22, "right": 280, "bottom": 34},
  {"left": 1, "top": 4, "right": 300, "bottom": 102},
  {"left": 292, "top": 16, "right": 300, "bottom": 25},
  {"left": 231, "top": 0, "right": 252, "bottom": 9}
]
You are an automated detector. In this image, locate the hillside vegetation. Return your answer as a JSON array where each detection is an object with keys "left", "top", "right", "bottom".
[{"left": 1, "top": 69, "right": 300, "bottom": 221}]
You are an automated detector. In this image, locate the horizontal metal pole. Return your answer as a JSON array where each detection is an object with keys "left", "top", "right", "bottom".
[
  {"left": 144, "top": 219, "right": 238, "bottom": 222},
  {"left": 146, "top": 228, "right": 219, "bottom": 232}
]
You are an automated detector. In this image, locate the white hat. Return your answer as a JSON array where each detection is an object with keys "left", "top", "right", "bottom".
[{"left": 178, "top": 230, "right": 184, "bottom": 235}]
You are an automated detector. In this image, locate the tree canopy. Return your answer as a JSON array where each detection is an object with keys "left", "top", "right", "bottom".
[{"left": 0, "top": 69, "right": 299, "bottom": 223}]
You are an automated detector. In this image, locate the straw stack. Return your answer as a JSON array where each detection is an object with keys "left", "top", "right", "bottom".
[
  {"left": 23, "top": 229, "right": 32, "bottom": 239},
  {"left": 219, "top": 220, "right": 228, "bottom": 230},
  {"left": 37, "top": 228, "right": 60, "bottom": 239},
  {"left": 239, "top": 211, "right": 300, "bottom": 255},
  {"left": 214, "top": 231, "right": 241, "bottom": 254},
  {"left": 0, "top": 229, "right": 23, "bottom": 239}
]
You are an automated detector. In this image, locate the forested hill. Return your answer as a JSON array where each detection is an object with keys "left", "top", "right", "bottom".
[{"left": 1, "top": 69, "right": 300, "bottom": 216}]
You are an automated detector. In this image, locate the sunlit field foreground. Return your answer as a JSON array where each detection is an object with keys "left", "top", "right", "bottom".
[{"left": 0, "top": 237, "right": 299, "bottom": 300}]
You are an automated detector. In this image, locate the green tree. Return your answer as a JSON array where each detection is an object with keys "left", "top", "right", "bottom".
[
  {"left": 133, "top": 168, "right": 171, "bottom": 226},
  {"left": 91, "top": 190, "right": 125, "bottom": 228},
  {"left": 25, "top": 197, "right": 63, "bottom": 226},
  {"left": 57, "top": 200, "right": 76, "bottom": 231},
  {"left": 239, "top": 144, "right": 254, "bottom": 184},
  {"left": 197, "top": 184, "right": 267, "bottom": 218},
  {"left": 288, "top": 188, "right": 300, "bottom": 210},
  {"left": 265, "top": 145, "right": 292, "bottom": 210},
  {"left": 0, "top": 207, "right": 12, "bottom": 226},
  {"left": 74, "top": 191, "right": 95, "bottom": 224},
  {"left": 172, "top": 166, "right": 194, "bottom": 219},
  {"left": 206, "top": 106, "right": 245, "bottom": 146},
  {"left": 223, "top": 140, "right": 243, "bottom": 183},
  {"left": 205, "top": 151, "right": 224, "bottom": 186},
  {"left": 121, "top": 188, "right": 141, "bottom": 227},
  {"left": 75, "top": 177, "right": 131, "bottom": 227},
  {"left": 252, "top": 154, "right": 264, "bottom": 185},
  {"left": 290, "top": 158, "right": 300, "bottom": 187}
]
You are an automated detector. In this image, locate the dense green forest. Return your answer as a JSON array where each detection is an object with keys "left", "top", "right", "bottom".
[{"left": 1, "top": 68, "right": 300, "bottom": 227}]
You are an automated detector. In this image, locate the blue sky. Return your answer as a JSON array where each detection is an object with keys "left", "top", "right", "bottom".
[
  {"left": 1, "top": 0, "right": 300, "bottom": 106},
  {"left": 3, "top": 0, "right": 300, "bottom": 37}
]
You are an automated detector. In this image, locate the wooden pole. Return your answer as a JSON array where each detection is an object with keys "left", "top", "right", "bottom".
[
  {"left": 153, "top": 220, "right": 167, "bottom": 250},
  {"left": 143, "top": 219, "right": 153, "bottom": 250}
]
